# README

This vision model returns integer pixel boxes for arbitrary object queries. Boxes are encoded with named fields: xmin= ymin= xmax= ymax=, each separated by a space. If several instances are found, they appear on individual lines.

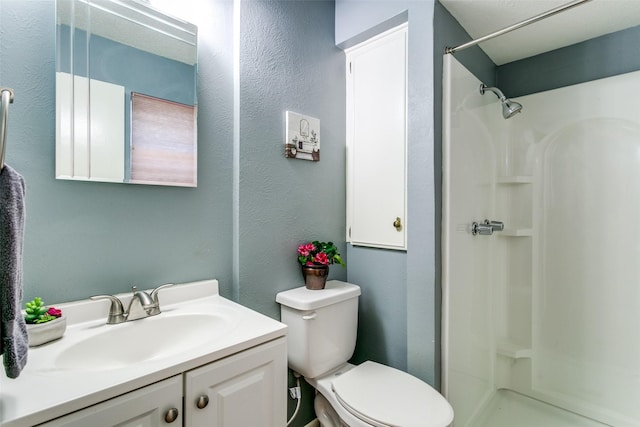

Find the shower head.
xmin=502 ymin=98 xmax=523 ymax=119
xmin=479 ymin=84 xmax=523 ymax=119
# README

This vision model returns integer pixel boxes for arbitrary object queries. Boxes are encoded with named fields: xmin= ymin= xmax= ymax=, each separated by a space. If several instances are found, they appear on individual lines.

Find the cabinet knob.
xmin=196 ymin=394 xmax=210 ymax=409
xmin=393 ymin=217 xmax=402 ymax=231
xmin=164 ymin=408 xmax=179 ymax=423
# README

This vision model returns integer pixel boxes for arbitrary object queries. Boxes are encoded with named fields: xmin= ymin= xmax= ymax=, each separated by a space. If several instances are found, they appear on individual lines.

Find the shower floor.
xmin=470 ymin=389 xmax=607 ymax=427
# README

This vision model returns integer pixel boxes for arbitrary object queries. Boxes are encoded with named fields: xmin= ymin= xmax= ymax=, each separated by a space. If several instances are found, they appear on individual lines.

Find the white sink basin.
xmin=55 ymin=313 xmax=232 ymax=370
xmin=1 ymin=280 xmax=288 ymax=427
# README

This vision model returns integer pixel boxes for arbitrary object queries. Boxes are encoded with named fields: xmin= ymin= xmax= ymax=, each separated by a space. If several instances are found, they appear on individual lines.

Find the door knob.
xmin=196 ymin=394 xmax=209 ymax=409
xmin=164 ymin=408 xmax=179 ymax=423
xmin=393 ymin=217 xmax=402 ymax=231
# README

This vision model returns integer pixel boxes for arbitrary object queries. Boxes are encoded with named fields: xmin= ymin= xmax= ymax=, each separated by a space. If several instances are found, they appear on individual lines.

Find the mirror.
xmin=55 ymin=0 xmax=198 ymax=187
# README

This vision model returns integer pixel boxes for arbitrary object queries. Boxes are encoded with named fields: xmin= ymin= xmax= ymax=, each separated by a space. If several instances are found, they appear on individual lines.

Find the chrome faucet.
xmin=125 ymin=286 xmax=156 ymax=321
xmin=91 ymin=283 xmax=175 ymax=324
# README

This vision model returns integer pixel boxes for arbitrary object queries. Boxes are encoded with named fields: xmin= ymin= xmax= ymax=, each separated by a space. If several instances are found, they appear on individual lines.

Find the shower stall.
xmin=442 ymin=50 xmax=640 ymax=427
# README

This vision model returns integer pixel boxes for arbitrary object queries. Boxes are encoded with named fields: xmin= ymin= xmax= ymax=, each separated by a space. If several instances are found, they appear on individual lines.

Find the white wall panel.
xmin=442 ymin=55 xmax=499 ymax=427
xmin=444 ymin=58 xmax=640 ymax=427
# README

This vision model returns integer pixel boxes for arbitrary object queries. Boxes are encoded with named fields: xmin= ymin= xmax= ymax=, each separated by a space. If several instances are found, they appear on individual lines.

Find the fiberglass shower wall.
xmin=443 ymin=54 xmax=640 ymax=427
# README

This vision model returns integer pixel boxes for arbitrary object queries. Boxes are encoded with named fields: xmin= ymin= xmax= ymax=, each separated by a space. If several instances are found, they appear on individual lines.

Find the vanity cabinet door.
xmin=38 ymin=375 xmax=183 ymax=427
xmin=184 ymin=337 xmax=287 ymax=427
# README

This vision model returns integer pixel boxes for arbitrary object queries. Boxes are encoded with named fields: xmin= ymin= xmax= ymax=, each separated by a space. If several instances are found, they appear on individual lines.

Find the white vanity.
xmin=0 ymin=280 xmax=287 ymax=427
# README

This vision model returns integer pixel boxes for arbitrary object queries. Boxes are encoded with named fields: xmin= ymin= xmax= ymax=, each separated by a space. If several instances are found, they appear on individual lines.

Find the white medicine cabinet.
xmin=346 ymin=24 xmax=408 ymax=251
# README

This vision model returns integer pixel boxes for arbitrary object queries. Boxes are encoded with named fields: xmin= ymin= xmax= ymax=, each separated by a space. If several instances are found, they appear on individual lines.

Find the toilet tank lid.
xmin=276 ymin=280 xmax=361 ymax=310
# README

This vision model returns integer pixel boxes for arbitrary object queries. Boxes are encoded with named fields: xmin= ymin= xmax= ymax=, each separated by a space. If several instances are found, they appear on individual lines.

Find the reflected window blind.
xmin=131 ymin=92 xmax=196 ymax=186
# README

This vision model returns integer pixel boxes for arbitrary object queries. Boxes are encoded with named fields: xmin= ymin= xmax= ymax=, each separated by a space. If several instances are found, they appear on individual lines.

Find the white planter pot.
xmin=27 ymin=317 xmax=67 ymax=347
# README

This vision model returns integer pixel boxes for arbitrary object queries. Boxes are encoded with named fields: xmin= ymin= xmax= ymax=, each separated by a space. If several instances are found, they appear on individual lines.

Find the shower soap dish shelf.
xmin=497 ymin=342 xmax=532 ymax=359
xmin=497 ymin=176 xmax=532 ymax=184
xmin=500 ymin=227 xmax=532 ymax=237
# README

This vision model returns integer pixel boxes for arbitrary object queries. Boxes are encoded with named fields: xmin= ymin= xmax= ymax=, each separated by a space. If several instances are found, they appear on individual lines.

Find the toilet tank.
xmin=276 ymin=280 xmax=361 ymax=379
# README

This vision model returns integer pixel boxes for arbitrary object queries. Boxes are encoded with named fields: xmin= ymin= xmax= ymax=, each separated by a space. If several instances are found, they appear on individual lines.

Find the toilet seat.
xmin=331 ymin=361 xmax=454 ymax=427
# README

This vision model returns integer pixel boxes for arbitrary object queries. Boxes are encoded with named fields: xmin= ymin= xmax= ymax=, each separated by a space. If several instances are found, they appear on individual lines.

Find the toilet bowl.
xmin=308 ymin=362 xmax=453 ymax=427
xmin=276 ymin=281 xmax=454 ymax=427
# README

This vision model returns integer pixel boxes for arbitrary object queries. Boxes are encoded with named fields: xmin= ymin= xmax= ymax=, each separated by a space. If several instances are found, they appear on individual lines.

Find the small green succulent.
xmin=24 ymin=297 xmax=61 ymax=324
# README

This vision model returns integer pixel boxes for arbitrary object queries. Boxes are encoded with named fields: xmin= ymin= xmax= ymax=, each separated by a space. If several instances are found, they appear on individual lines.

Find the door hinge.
xmin=349 ymin=62 xmax=352 ymax=74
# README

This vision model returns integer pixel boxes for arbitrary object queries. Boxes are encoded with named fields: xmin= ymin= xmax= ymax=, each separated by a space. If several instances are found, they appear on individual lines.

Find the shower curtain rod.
xmin=445 ymin=0 xmax=592 ymax=55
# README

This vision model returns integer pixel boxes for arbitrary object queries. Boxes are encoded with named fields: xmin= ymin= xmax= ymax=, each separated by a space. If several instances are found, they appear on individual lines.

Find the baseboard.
xmin=304 ymin=419 xmax=320 ymax=427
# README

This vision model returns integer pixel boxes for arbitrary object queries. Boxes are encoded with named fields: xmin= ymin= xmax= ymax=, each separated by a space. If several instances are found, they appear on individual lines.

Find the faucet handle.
xmin=90 ymin=295 xmax=126 ymax=324
xmin=147 ymin=283 xmax=175 ymax=315
xmin=150 ymin=283 xmax=175 ymax=302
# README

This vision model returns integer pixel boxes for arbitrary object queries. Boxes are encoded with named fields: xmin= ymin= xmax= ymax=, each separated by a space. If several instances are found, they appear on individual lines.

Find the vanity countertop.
xmin=0 ymin=279 xmax=287 ymax=427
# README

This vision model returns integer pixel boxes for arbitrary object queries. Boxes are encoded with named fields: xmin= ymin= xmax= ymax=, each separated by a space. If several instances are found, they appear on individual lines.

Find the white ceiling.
xmin=439 ymin=0 xmax=640 ymax=65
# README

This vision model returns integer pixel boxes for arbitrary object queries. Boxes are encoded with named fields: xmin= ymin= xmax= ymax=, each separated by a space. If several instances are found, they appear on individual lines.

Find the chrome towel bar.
xmin=0 ymin=87 xmax=15 ymax=172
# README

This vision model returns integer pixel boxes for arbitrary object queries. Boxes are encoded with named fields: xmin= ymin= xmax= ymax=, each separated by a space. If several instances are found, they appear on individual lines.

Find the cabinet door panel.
xmin=346 ymin=24 xmax=408 ymax=250
xmin=184 ymin=338 xmax=287 ymax=427
xmin=38 ymin=376 xmax=182 ymax=427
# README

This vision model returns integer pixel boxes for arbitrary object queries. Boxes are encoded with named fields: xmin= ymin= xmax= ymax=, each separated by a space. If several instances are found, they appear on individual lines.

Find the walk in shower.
xmin=441 ymin=5 xmax=640 ymax=427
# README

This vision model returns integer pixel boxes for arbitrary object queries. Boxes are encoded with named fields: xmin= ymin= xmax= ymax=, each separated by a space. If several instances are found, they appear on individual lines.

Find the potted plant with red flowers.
xmin=297 ymin=241 xmax=345 ymax=290
xmin=24 ymin=297 xmax=66 ymax=346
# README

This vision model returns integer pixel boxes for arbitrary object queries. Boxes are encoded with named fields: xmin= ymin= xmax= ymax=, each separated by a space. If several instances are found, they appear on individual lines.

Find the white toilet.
xmin=276 ymin=280 xmax=454 ymax=427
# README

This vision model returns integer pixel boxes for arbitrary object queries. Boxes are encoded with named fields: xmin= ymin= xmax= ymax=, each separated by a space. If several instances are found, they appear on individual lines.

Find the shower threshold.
xmin=470 ymin=389 xmax=608 ymax=427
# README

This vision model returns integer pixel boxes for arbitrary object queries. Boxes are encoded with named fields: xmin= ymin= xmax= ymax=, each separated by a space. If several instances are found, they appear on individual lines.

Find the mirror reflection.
xmin=55 ymin=0 xmax=198 ymax=187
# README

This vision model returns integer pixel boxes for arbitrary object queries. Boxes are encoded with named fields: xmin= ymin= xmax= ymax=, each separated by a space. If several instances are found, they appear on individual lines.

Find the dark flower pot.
xmin=301 ymin=265 xmax=329 ymax=290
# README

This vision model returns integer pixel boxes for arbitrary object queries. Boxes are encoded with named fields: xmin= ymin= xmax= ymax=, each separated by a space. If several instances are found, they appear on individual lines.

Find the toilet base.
xmin=305 ymin=364 xmax=373 ymax=427
xmin=314 ymin=393 xmax=346 ymax=427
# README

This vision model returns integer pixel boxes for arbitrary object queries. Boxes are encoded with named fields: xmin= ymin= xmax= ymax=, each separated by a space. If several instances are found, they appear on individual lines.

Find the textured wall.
xmin=0 ymin=0 xmax=235 ymax=302
xmin=237 ymin=0 xmax=347 ymax=318
xmin=237 ymin=3 xmax=346 ymax=425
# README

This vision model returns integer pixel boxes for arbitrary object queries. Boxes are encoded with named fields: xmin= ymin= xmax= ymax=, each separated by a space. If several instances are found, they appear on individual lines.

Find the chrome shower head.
xmin=479 ymin=84 xmax=523 ymax=119
xmin=502 ymin=98 xmax=523 ymax=119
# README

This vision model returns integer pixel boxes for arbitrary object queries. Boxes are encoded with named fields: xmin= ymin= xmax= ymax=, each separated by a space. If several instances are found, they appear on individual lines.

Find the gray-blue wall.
xmin=15 ymin=2 xmax=634 ymax=426
xmin=1 ymin=0 xmax=346 ymax=312
xmin=237 ymin=4 xmax=346 ymax=423
xmin=0 ymin=0 xmax=234 ymax=302
xmin=335 ymin=0 xmax=437 ymax=386
xmin=237 ymin=0 xmax=347 ymax=319
xmin=497 ymin=24 xmax=640 ymax=97
xmin=2 ymin=1 xmax=343 ymax=426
